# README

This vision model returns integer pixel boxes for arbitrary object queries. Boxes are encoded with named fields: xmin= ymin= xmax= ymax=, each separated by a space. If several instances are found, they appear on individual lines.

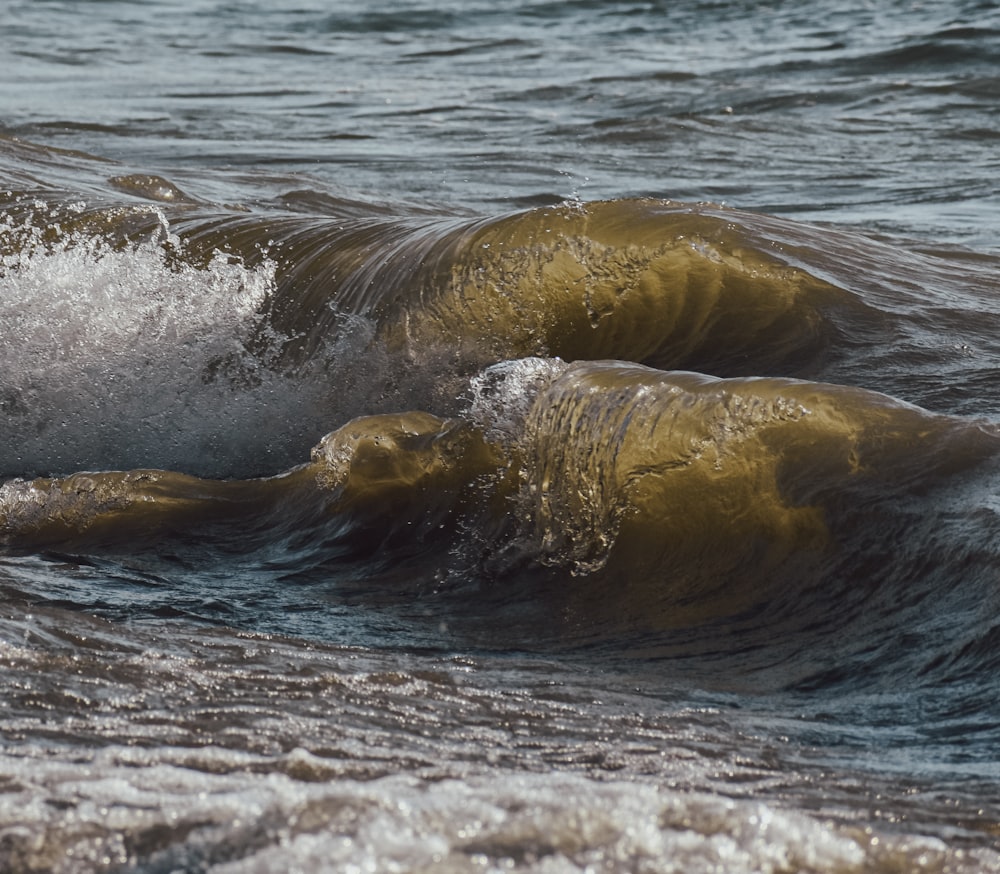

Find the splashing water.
xmin=0 ymin=205 xmax=385 ymax=478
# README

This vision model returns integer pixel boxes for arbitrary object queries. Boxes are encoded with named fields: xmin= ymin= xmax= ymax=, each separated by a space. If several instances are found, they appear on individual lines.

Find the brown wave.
xmin=190 ymin=198 xmax=858 ymax=379
xmin=3 ymin=362 xmax=994 ymax=630
xmin=0 ymin=182 xmax=851 ymax=379
xmin=5 ymin=136 xmax=1000 ymax=424
xmin=0 ymin=412 xmax=498 ymax=553
xmin=501 ymin=361 xmax=999 ymax=630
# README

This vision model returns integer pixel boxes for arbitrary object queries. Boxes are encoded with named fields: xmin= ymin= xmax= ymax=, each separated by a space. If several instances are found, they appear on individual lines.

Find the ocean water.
xmin=2 ymin=0 xmax=1000 ymax=871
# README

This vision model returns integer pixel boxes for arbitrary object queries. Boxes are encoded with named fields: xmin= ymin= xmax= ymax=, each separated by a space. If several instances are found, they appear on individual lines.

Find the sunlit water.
xmin=1 ymin=1 xmax=1000 ymax=871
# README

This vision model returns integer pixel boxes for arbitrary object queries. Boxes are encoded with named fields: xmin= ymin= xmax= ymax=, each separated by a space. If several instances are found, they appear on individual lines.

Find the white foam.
xmin=0 ymin=208 xmax=380 ymax=477
xmin=0 ymin=607 xmax=993 ymax=874
xmin=466 ymin=357 xmax=567 ymax=442
xmin=0 ymin=746 xmax=989 ymax=874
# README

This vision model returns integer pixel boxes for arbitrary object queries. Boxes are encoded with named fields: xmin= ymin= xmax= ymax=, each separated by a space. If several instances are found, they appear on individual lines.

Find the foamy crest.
xmin=466 ymin=357 xmax=568 ymax=442
xmin=0 ymin=746 xmax=989 ymax=874
xmin=0 ymin=209 xmax=379 ymax=477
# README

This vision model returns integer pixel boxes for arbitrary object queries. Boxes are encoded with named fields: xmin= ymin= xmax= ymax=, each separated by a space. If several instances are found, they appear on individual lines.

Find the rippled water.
xmin=6 ymin=0 xmax=1000 ymax=244
xmin=2 ymin=1 xmax=1000 ymax=872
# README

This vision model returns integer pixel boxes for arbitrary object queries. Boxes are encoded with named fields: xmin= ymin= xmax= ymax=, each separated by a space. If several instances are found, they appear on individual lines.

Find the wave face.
xmin=2 ymin=0 xmax=1000 ymax=867
xmin=5 ymin=174 xmax=1000 ymax=476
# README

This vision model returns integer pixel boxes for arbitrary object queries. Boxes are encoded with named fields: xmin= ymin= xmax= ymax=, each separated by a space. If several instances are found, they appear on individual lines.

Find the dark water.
xmin=2 ymin=1 xmax=1000 ymax=871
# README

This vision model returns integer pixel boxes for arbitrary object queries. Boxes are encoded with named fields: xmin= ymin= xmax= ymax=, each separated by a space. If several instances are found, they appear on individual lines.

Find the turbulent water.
xmin=2 ymin=1 xmax=1000 ymax=871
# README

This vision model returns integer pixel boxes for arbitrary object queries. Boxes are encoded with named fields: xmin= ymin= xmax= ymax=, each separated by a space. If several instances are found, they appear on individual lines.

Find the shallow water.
xmin=2 ymin=1 xmax=1000 ymax=871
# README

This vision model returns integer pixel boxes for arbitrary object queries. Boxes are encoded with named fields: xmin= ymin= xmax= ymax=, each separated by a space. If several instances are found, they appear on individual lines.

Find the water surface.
xmin=1 ymin=1 xmax=1000 ymax=871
